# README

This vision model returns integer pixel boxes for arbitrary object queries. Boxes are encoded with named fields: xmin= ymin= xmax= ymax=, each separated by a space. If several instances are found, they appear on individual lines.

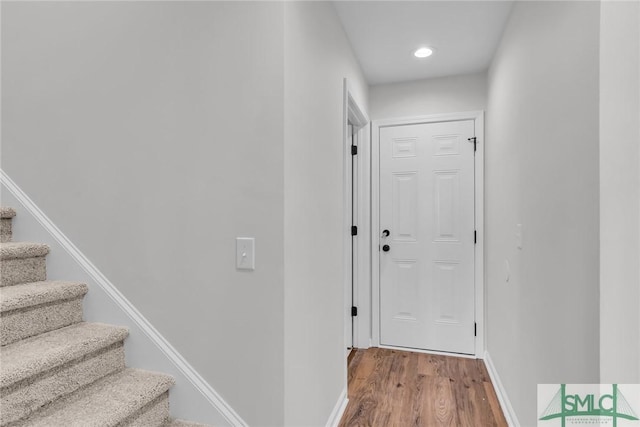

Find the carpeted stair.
xmin=0 ymin=207 xmax=209 ymax=427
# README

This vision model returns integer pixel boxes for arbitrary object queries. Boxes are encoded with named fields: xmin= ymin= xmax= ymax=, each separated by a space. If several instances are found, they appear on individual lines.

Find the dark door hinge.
xmin=474 ymin=322 xmax=477 ymax=337
xmin=351 ymin=306 xmax=358 ymax=317
xmin=351 ymin=145 xmax=358 ymax=155
xmin=468 ymin=137 xmax=477 ymax=152
xmin=351 ymin=226 xmax=358 ymax=236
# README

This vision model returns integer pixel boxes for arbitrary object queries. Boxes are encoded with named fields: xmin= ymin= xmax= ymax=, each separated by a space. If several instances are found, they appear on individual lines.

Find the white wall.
xmin=2 ymin=1 xmax=370 ymax=425
xmin=599 ymin=0 xmax=640 ymax=384
xmin=486 ymin=2 xmax=600 ymax=425
xmin=283 ymin=2 xmax=368 ymax=425
xmin=1 ymin=2 xmax=285 ymax=425
xmin=369 ymin=72 xmax=487 ymax=120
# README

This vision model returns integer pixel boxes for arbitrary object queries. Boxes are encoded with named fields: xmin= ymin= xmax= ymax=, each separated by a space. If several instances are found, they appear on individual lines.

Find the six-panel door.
xmin=379 ymin=120 xmax=475 ymax=355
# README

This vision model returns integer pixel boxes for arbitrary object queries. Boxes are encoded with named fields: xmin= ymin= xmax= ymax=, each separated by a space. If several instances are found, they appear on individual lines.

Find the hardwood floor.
xmin=338 ymin=348 xmax=507 ymax=427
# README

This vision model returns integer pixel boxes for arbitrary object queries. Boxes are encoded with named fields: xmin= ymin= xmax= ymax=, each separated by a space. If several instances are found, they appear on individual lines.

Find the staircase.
xmin=0 ymin=207 xmax=208 ymax=427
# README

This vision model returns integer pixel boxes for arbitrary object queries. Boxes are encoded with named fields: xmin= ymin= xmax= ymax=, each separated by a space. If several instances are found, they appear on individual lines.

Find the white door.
xmin=379 ymin=120 xmax=475 ymax=354
xmin=346 ymin=124 xmax=354 ymax=353
xmin=349 ymin=125 xmax=357 ymax=350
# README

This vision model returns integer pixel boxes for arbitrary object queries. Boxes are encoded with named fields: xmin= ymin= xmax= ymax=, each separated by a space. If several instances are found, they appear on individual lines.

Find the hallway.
xmin=1 ymin=1 xmax=638 ymax=425
xmin=339 ymin=348 xmax=507 ymax=426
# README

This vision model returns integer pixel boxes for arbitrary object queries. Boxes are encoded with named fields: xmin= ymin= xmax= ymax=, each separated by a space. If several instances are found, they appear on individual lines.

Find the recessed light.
xmin=414 ymin=47 xmax=434 ymax=58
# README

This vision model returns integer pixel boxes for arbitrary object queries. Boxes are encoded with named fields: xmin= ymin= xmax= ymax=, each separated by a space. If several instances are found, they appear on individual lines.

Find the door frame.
xmin=343 ymin=79 xmax=370 ymax=356
xmin=371 ymin=111 xmax=485 ymax=358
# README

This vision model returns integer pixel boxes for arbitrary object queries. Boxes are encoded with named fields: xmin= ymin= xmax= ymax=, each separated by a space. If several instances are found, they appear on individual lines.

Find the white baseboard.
xmin=1 ymin=170 xmax=247 ymax=427
xmin=326 ymin=387 xmax=348 ymax=427
xmin=484 ymin=351 xmax=520 ymax=427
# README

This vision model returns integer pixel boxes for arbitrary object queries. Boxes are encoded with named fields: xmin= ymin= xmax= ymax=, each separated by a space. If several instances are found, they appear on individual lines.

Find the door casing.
xmin=371 ymin=111 xmax=485 ymax=358
xmin=343 ymin=79 xmax=369 ymax=357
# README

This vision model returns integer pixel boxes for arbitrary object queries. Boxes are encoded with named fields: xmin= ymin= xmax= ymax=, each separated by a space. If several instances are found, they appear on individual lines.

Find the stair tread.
xmin=0 ymin=322 xmax=128 ymax=388
xmin=13 ymin=368 xmax=175 ymax=427
xmin=0 ymin=280 xmax=88 ymax=312
xmin=0 ymin=207 xmax=16 ymax=218
xmin=0 ymin=242 xmax=49 ymax=260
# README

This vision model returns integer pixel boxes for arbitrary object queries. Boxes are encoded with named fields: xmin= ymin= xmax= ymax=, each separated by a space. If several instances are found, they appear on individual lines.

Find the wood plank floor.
xmin=338 ymin=348 xmax=508 ymax=427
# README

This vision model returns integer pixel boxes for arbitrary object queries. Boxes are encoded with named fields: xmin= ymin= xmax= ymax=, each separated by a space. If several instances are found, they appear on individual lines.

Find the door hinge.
xmin=474 ymin=322 xmax=477 ymax=337
xmin=351 ymin=145 xmax=358 ymax=155
xmin=351 ymin=306 xmax=358 ymax=317
xmin=474 ymin=230 xmax=477 ymax=244
xmin=351 ymin=226 xmax=358 ymax=236
xmin=468 ymin=137 xmax=477 ymax=152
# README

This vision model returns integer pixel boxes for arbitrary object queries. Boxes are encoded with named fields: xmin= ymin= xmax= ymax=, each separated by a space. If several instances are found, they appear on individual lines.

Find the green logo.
xmin=539 ymin=384 xmax=639 ymax=427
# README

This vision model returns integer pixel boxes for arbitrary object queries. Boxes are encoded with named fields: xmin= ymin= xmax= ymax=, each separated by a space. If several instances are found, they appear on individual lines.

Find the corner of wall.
xmin=484 ymin=351 xmax=520 ymax=427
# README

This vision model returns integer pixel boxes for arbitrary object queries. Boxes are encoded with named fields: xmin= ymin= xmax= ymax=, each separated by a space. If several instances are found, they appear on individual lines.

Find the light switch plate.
xmin=236 ymin=237 xmax=255 ymax=270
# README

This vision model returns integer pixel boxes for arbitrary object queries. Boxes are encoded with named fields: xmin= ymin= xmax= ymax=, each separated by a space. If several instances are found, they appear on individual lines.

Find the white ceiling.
xmin=333 ymin=1 xmax=513 ymax=85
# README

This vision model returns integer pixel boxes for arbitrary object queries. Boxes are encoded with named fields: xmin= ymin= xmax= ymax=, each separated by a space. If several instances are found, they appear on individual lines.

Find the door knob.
xmin=382 ymin=229 xmax=390 ymax=238
xmin=382 ymin=244 xmax=390 ymax=252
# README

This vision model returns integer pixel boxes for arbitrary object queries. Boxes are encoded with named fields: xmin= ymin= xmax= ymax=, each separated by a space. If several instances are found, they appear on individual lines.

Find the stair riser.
xmin=1 ymin=219 xmax=12 ymax=243
xmin=0 ymin=343 xmax=125 ymax=426
xmin=0 ymin=257 xmax=46 ymax=287
xmin=121 ymin=392 xmax=171 ymax=427
xmin=1 ymin=298 xmax=84 ymax=346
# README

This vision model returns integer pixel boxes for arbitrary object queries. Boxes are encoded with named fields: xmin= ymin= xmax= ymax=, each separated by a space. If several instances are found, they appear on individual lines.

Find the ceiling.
xmin=333 ymin=1 xmax=514 ymax=85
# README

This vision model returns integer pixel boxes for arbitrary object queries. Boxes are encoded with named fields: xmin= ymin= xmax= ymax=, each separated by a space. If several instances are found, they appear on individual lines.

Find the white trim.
xmin=379 ymin=345 xmax=479 ymax=359
xmin=343 ymin=81 xmax=351 ymax=356
xmin=348 ymin=92 xmax=368 ymax=128
xmin=343 ymin=78 xmax=370 ymax=358
xmin=325 ymin=387 xmax=349 ymax=427
xmin=354 ymin=124 xmax=372 ymax=349
xmin=0 ymin=169 xmax=248 ymax=427
xmin=371 ymin=111 xmax=485 ymax=357
xmin=372 ymin=111 xmax=483 ymax=128
xmin=371 ymin=120 xmax=381 ymax=348
xmin=474 ymin=112 xmax=485 ymax=357
xmin=484 ymin=351 xmax=520 ymax=427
